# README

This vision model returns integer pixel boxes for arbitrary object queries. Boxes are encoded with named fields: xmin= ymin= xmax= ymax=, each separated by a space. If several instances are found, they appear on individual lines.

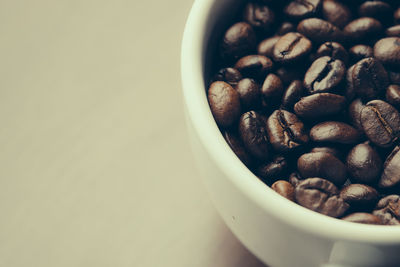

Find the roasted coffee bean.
xmin=261 ymin=74 xmax=284 ymax=109
xmin=297 ymin=18 xmax=343 ymax=44
xmin=281 ymin=80 xmax=304 ymax=111
xmin=345 ymin=64 xmax=357 ymax=101
xmin=266 ymin=109 xmax=309 ymax=153
xmin=351 ymin=57 xmax=389 ymax=100
xmin=311 ymin=147 xmax=341 ymax=159
xmin=295 ymin=177 xmax=349 ymax=217
xmin=304 ymin=56 xmax=346 ymax=94
xmin=310 ymin=121 xmax=360 ymax=144
xmin=373 ymin=195 xmax=400 ymax=225
xmin=386 ymin=85 xmax=400 ymax=109
xmin=374 ymin=37 xmax=400 ymax=68
xmin=346 ymin=143 xmax=382 ymax=184
xmin=273 ymin=32 xmax=313 ymax=64
xmin=272 ymin=180 xmax=295 ymax=201
xmin=284 ymin=0 xmax=321 ymax=21
xmin=379 ymin=146 xmax=400 ymax=188
xmin=208 ymin=81 xmax=241 ymax=127
xmin=224 ymin=131 xmax=252 ymax=166
xmin=322 ymin=0 xmax=351 ymax=29
xmin=340 ymin=184 xmax=379 ymax=209
xmin=276 ymin=22 xmax=296 ymax=36
xmin=315 ymin=42 xmax=348 ymax=64
xmin=389 ymin=71 xmax=400 ymax=85
xmin=243 ymin=2 xmax=275 ymax=32
xmin=348 ymin=45 xmax=373 ymax=64
xmin=257 ymin=36 xmax=280 ymax=58
xmin=358 ymin=1 xmax=392 ymax=25
xmin=257 ymin=156 xmax=288 ymax=183
xmin=236 ymin=78 xmax=261 ymax=110
xmin=297 ymin=152 xmax=347 ymax=185
xmin=348 ymin=98 xmax=365 ymax=131
xmin=276 ymin=67 xmax=304 ymax=86
xmin=239 ymin=111 xmax=270 ymax=161
xmin=342 ymin=213 xmax=382 ymax=225
xmin=220 ymin=22 xmax=257 ymax=61
xmin=343 ymin=17 xmax=382 ymax=44
xmin=386 ymin=25 xmax=400 ymax=38
xmin=289 ymin=172 xmax=303 ymax=187
xmin=361 ymin=100 xmax=400 ymax=148
xmin=294 ymin=93 xmax=346 ymax=119
xmin=213 ymin=68 xmax=242 ymax=86
xmin=235 ymin=55 xmax=274 ymax=81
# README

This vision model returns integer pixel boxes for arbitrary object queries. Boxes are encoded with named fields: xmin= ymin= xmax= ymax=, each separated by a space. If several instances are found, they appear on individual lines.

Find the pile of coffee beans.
xmin=207 ymin=0 xmax=400 ymax=225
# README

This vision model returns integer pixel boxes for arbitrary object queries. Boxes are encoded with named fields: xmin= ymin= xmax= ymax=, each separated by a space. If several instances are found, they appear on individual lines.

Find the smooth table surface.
xmin=0 ymin=1 xmax=267 ymax=266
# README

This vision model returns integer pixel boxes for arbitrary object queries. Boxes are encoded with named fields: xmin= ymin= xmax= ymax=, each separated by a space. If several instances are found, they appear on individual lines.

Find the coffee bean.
xmin=276 ymin=22 xmax=296 ymax=36
xmin=276 ymin=67 xmax=304 ymax=86
xmin=343 ymin=17 xmax=382 ymax=44
xmin=311 ymin=146 xmax=341 ymax=158
xmin=236 ymin=78 xmax=261 ymax=110
xmin=348 ymin=45 xmax=373 ymax=64
xmin=315 ymin=42 xmax=348 ymax=64
xmin=304 ymin=56 xmax=346 ymax=94
xmin=284 ymin=0 xmax=321 ymax=21
xmin=389 ymin=71 xmax=400 ymax=85
xmin=297 ymin=152 xmax=347 ymax=185
xmin=361 ymin=100 xmax=400 ymax=148
xmin=235 ymin=55 xmax=274 ymax=81
xmin=266 ymin=109 xmax=309 ymax=153
xmin=374 ymin=37 xmax=400 ymax=68
xmin=386 ymin=25 xmax=400 ymax=38
xmin=358 ymin=1 xmax=392 ymax=25
xmin=295 ymin=177 xmax=349 ymax=217
xmin=348 ymin=98 xmax=365 ymax=131
xmin=239 ymin=111 xmax=270 ymax=161
xmin=272 ymin=180 xmax=295 ymax=201
xmin=297 ymin=18 xmax=343 ymax=44
xmin=221 ymin=22 xmax=257 ymax=61
xmin=342 ymin=212 xmax=382 ymax=224
xmin=294 ymin=93 xmax=346 ymax=119
xmin=273 ymin=32 xmax=313 ymax=64
xmin=340 ymin=184 xmax=379 ymax=209
xmin=386 ymin=85 xmax=400 ymax=109
xmin=261 ymin=74 xmax=284 ymax=109
xmin=281 ymin=80 xmax=304 ymax=111
xmin=258 ymin=36 xmax=280 ymax=58
xmin=345 ymin=64 xmax=357 ymax=101
xmin=310 ymin=121 xmax=360 ymax=144
xmin=223 ymin=131 xmax=252 ymax=166
xmin=289 ymin=172 xmax=303 ymax=187
xmin=322 ymin=0 xmax=352 ymax=29
xmin=373 ymin=195 xmax=400 ymax=225
xmin=346 ymin=143 xmax=382 ymax=184
xmin=208 ymin=81 xmax=241 ymax=127
xmin=257 ymin=156 xmax=288 ymax=183
xmin=243 ymin=2 xmax=275 ymax=33
xmin=212 ymin=68 xmax=242 ymax=86
xmin=379 ymin=146 xmax=400 ymax=188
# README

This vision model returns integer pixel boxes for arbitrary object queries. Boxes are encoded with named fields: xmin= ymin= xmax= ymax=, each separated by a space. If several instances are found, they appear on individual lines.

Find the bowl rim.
xmin=181 ymin=0 xmax=400 ymax=244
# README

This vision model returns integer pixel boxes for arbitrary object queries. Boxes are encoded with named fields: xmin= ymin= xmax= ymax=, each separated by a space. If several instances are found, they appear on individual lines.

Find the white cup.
xmin=181 ymin=1 xmax=400 ymax=266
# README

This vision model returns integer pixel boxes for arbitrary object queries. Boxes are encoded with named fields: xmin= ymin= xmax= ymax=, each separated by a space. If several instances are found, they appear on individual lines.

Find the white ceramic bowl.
xmin=181 ymin=1 xmax=400 ymax=266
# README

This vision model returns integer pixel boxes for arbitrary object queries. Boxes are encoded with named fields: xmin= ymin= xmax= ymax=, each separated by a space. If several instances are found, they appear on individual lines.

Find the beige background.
xmin=0 ymin=1 xmax=267 ymax=266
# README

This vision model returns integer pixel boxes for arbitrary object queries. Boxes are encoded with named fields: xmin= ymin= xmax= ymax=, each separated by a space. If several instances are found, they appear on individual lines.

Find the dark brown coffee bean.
xmin=297 ymin=152 xmax=347 ymax=186
xmin=348 ymin=98 xmax=365 ymax=131
xmin=284 ymin=0 xmax=321 ymax=21
xmin=379 ymin=146 xmax=400 ymax=188
xmin=389 ymin=71 xmax=400 ymax=85
xmin=322 ymin=0 xmax=352 ymax=29
xmin=361 ymin=100 xmax=400 ymax=148
xmin=295 ymin=177 xmax=349 ymax=217
xmin=276 ymin=67 xmax=304 ymax=86
xmin=351 ymin=57 xmax=389 ymax=100
xmin=272 ymin=180 xmax=295 ymax=201
xmin=239 ymin=111 xmax=270 ymax=161
xmin=304 ymin=56 xmax=346 ymax=94
xmin=342 ymin=213 xmax=382 ymax=225
xmin=311 ymin=147 xmax=341 ymax=158
xmin=346 ymin=143 xmax=382 ymax=184
xmin=208 ymin=81 xmax=241 ymax=127
xmin=235 ymin=55 xmax=274 ymax=81
xmin=276 ymin=22 xmax=296 ymax=36
xmin=212 ymin=68 xmax=242 ymax=87
xmin=373 ymin=195 xmax=400 ymax=225
xmin=266 ymin=109 xmax=309 ymax=153
xmin=386 ymin=25 xmax=400 ymax=38
xmin=257 ymin=156 xmax=288 ymax=183
xmin=315 ymin=42 xmax=348 ymax=64
xmin=386 ymin=85 xmax=400 ymax=109
xmin=236 ymin=78 xmax=261 ymax=110
xmin=294 ymin=93 xmax=346 ymax=119
xmin=395 ymin=8 xmax=400 ymax=25
xmin=273 ymin=32 xmax=313 ymax=64
xmin=281 ymin=80 xmax=304 ymax=111
xmin=289 ymin=172 xmax=303 ymax=187
xmin=358 ymin=1 xmax=392 ymax=25
xmin=343 ymin=17 xmax=382 ymax=44
xmin=310 ymin=121 xmax=360 ymax=144
xmin=221 ymin=22 xmax=257 ymax=61
xmin=257 ymin=36 xmax=280 ymax=58
xmin=374 ymin=37 xmax=400 ymax=68
xmin=340 ymin=184 xmax=379 ymax=209
xmin=297 ymin=18 xmax=343 ymax=44
xmin=345 ymin=64 xmax=357 ymax=101
xmin=243 ymin=2 xmax=275 ymax=32
xmin=261 ymin=74 xmax=284 ymax=109
xmin=223 ymin=131 xmax=252 ymax=166
xmin=348 ymin=45 xmax=373 ymax=64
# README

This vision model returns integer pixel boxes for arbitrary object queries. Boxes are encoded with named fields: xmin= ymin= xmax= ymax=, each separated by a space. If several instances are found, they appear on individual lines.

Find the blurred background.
xmin=0 ymin=1 xmax=266 ymax=266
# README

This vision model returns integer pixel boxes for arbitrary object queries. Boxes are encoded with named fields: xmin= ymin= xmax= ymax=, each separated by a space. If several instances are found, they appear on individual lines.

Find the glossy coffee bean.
xmin=389 ymin=71 xmax=400 ymax=85
xmin=223 ymin=131 xmax=252 ymax=166
xmin=386 ymin=85 xmax=400 ymax=109
xmin=361 ymin=100 xmax=400 ymax=148
xmin=294 ymin=93 xmax=346 ymax=119
xmin=272 ymin=180 xmax=295 ymax=201
xmin=386 ymin=25 xmax=400 ymax=38
xmin=295 ymin=177 xmax=349 ymax=217
xmin=340 ymin=184 xmax=379 ymax=209
xmin=310 ymin=121 xmax=360 ymax=145
xmin=235 ymin=55 xmax=274 ymax=81
xmin=236 ymin=78 xmax=261 ymax=110
xmin=342 ymin=213 xmax=382 ymax=225
xmin=275 ymin=67 xmax=304 ymax=86
xmin=276 ymin=22 xmax=296 ymax=36
xmin=266 ymin=109 xmax=309 ymax=153
xmin=373 ymin=195 xmax=400 ymax=225
xmin=348 ymin=98 xmax=365 ymax=131
xmin=273 ymin=32 xmax=313 ymax=64
xmin=322 ymin=0 xmax=352 ymax=29
xmin=380 ymin=146 xmax=400 ymax=188
xmin=297 ymin=18 xmax=343 ymax=44
xmin=257 ymin=156 xmax=288 ymax=183
xmin=348 ymin=45 xmax=373 ymax=64
xmin=311 ymin=147 xmax=341 ymax=159
xmin=208 ymin=81 xmax=241 ymax=127
xmin=281 ymin=80 xmax=304 ymax=111
xmin=257 ymin=36 xmax=280 ymax=58
xmin=289 ymin=172 xmax=303 ymax=187
xmin=315 ymin=42 xmax=348 ymax=64
xmin=345 ymin=64 xmax=357 ymax=101
xmin=297 ymin=152 xmax=347 ymax=186
xmin=212 ymin=68 xmax=242 ymax=87
xmin=304 ymin=56 xmax=345 ymax=94
xmin=374 ymin=37 xmax=400 ymax=68
xmin=243 ymin=2 xmax=275 ymax=32
xmin=343 ymin=17 xmax=382 ymax=44
xmin=261 ymin=74 xmax=284 ymax=108
xmin=220 ymin=22 xmax=257 ymax=61
xmin=239 ymin=111 xmax=270 ymax=161
xmin=284 ymin=0 xmax=321 ymax=21
xmin=346 ymin=143 xmax=382 ymax=184
xmin=358 ymin=1 xmax=392 ymax=25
